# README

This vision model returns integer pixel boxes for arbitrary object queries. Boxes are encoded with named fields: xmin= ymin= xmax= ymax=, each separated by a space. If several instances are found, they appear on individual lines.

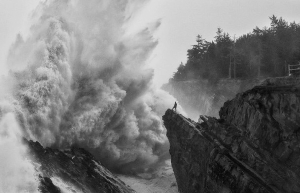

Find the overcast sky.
xmin=1 ymin=0 xmax=300 ymax=86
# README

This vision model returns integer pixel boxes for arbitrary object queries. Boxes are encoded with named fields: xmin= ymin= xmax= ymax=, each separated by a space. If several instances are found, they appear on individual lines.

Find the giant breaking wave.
xmin=3 ymin=0 xmax=179 ymax=174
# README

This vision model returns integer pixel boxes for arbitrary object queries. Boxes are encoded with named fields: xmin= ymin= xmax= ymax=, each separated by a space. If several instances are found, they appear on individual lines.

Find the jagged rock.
xmin=38 ymin=176 xmax=61 ymax=193
xmin=163 ymin=77 xmax=300 ymax=193
xmin=24 ymin=139 xmax=135 ymax=193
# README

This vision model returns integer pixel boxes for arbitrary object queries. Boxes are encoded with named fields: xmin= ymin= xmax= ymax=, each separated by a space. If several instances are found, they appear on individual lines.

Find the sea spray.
xmin=0 ymin=113 xmax=39 ymax=193
xmin=6 ymin=0 xmax=184 ymax=174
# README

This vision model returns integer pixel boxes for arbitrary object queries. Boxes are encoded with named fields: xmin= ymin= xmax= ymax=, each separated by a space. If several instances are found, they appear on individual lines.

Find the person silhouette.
xmin=172 ymin=101 xmax=177 ymax=112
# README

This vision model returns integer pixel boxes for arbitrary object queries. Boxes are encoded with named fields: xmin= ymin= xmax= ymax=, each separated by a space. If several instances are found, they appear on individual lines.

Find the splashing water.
xmin=5 ymin=0 xmax=182 ymax=175
xmin=0 ymin=112 xmax=39 ymax=193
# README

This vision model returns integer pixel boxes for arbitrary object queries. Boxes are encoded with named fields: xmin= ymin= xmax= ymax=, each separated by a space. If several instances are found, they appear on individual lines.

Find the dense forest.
xmin=171 ymin=16 xmax=300 ymax=83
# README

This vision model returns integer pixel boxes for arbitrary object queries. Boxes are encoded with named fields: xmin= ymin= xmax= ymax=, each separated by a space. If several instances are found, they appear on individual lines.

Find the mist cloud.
xmin=5 ymin=0 xmax=181 ymax=174
xmin=0 ymin=113 xmax=38 ymax=193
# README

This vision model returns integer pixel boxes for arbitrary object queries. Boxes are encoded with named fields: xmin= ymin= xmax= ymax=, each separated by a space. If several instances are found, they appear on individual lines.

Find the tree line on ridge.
xmin=171 ymin=15 xmax=300 ymax=83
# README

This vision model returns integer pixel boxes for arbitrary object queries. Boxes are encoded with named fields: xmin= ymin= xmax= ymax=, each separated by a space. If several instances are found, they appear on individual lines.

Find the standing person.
xmin=172 ymin=101 xmax=177 ymax=112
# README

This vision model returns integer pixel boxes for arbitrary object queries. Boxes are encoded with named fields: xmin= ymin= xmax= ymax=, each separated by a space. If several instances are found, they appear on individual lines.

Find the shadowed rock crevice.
xmin=163 ymin=77 xmax=300 ymax=193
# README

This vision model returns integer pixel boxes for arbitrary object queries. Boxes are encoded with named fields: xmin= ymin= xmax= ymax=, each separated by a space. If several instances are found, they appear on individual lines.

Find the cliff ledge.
xmin=163 ymin=77 xmax=300 ymax=193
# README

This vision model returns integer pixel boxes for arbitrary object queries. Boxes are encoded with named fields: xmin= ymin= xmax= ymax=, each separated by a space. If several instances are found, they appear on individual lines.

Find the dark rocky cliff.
xmin=163 ymin=77 xmax=300 ymax=193
xmin=24 ymin=139 xmax=135 ymax=193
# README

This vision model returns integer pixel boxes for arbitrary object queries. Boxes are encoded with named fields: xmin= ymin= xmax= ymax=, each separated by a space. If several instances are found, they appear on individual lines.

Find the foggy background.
xmin=1 ymin=0 xmax=300 ymax=85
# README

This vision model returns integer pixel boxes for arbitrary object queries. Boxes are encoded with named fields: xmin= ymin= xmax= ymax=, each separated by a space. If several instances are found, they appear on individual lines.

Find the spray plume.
xmin=0 ymin=112 xmax=39 ymax=192
xmin=5 ymin=0 xmax=182 ymax=175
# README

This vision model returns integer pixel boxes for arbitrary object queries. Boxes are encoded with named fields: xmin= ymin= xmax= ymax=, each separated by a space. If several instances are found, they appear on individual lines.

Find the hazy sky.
xmin=0 ymin=0 xmax=39 ymax=75
xmin=1 ymin=0 xmax=300 ymax=86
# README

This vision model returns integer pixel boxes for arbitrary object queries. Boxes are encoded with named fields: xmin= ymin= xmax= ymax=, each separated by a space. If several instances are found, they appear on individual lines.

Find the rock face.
xmin=24 ymin=140 xmax=135 ymax=193
xmin=163 ymin=77 xmax=300 ymax=193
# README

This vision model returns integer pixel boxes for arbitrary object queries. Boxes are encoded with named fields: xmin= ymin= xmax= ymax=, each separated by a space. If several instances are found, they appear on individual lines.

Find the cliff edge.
xmin=163 ymin=77 xmax=300 ymax=193
xmin=162 ymin=78 xmax=263 ymax=119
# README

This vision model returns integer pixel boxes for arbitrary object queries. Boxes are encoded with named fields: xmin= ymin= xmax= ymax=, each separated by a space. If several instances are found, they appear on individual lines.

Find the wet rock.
xmin=24 ymin=139 xmax=135 ymax=193
xmin=38 ymin=176 xmax=61 ymax=193
xmin=163 ymin=77 xmax=300 ymax=193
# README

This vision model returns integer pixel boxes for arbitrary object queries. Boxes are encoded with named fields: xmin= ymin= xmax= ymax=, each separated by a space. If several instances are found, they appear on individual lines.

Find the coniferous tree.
xmin=170 ymin=16 xmax=300 ymax=83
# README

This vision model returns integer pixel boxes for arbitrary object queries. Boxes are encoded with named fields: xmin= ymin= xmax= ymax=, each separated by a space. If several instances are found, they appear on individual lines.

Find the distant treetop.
xmin=170 ymin=16 xmax=300 ymax=83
